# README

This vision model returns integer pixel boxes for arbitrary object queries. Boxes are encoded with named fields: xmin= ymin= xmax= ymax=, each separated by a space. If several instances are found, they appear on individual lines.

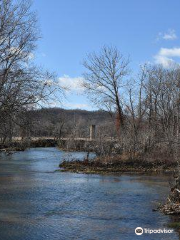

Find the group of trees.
xmin=0 ymin=0 xmax=58 ymax=145
xmin=82 ymin=46 xmax=180 ymax=161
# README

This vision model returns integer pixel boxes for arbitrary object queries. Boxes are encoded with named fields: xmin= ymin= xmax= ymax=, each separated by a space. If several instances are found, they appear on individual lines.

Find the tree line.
xmin=1 ymin=0 xmax=180 ymax=164
xmin=82 ymin=46 xmax=180 ymax=161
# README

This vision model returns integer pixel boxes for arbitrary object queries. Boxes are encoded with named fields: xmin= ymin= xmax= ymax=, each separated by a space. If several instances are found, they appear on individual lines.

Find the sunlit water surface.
xmin=0 ymin=147 xmax=179 ymax=240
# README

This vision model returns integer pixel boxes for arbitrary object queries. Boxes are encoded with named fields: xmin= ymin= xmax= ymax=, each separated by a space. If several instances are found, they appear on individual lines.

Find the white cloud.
xmin=63 ymin=102 xmax=91 ymax=110
xmin=159 ymin=48 xmax=180 ymax=57
xmin=48 ymin=101 xmax=61 ymax=108
xmin=163 ymin=29 xmax=177 ymax=40
xmin=157 ymin=29 xmax=177 ymax=41
xmin=154 ymin=55 xmax=175 ymax=68
xmin=58 ymin=75 xmax=84 ymax=93
xmin=154 ymin=47 xmax=180 ymax=68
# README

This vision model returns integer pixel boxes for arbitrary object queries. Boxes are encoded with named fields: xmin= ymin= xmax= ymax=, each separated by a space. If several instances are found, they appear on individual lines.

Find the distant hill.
xmin=28 ymin=108 xmax=115 ymax=138
xmin=33 ymin=107 xmax=113 ymax=123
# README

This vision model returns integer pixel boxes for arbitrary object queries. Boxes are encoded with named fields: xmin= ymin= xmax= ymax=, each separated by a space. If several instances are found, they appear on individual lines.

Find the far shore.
xmin=0 ymin=137 xmax=97 ymax=152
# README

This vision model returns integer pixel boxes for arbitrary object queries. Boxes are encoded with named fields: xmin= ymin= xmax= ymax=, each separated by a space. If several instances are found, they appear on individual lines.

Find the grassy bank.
xmin=59 ymin=155 xmax=176 ymax=174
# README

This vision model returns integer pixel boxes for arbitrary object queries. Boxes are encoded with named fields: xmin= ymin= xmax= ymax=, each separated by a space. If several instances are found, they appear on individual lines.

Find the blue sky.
xmin=32 ymin=0 xmax=180 ymax=110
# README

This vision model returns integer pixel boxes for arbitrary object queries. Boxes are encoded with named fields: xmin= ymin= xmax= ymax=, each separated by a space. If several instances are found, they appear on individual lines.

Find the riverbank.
xmin=59 ymin=156 xmax=177 ymax=174
xmin=159 ymin=188 xmax=180 ymax=215
xmin=0 ymin=138 xmax=96 ymax=152
xmin=0 ymin=138 xmax=58 ymax=151
xmin=0 ymin=142 xmax=28 ymax=152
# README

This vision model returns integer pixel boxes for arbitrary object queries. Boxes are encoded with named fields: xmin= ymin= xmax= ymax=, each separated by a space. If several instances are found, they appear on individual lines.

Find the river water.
xmin=0 ymin=147 xmax=179 ymax=240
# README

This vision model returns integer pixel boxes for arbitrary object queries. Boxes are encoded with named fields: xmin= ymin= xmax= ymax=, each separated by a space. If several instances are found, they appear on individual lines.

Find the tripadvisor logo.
xmin=135 ymin=227 xmax=143 ymax=235
xmin=135 ymin=227 xmax=174 ymax=235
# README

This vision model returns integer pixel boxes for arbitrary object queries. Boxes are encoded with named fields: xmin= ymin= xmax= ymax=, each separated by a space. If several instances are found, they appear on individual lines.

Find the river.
xmin=0 ymin=147 xmax=179 ymax=240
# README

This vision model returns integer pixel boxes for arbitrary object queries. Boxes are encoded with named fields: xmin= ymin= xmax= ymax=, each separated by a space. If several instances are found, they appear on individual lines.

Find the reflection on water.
xmin=0 ymin=147 xmax=179 ymax=240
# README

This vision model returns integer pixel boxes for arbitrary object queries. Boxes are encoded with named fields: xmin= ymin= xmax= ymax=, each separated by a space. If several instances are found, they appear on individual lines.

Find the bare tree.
xmin=82 ymin=46 xmax=130 ymax=134
xmin=0 ymin=0 xmax=61 ymax=145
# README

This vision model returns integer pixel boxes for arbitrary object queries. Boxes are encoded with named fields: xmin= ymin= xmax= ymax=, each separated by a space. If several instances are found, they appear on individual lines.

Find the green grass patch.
xmin=168 ymin=222 xmax=180 ymax=229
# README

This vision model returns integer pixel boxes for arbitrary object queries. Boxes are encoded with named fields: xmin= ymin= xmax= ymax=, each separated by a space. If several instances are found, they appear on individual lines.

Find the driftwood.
xmin=159 ymin=170 xmax=180 ymax=215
